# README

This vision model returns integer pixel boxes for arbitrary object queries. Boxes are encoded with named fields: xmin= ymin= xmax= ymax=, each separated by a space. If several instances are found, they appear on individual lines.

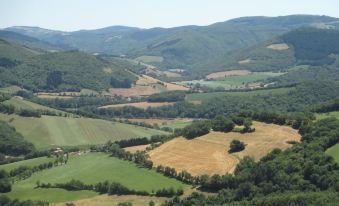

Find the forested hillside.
xmin=5 ymin=15 xmax=338 ymax=75
xmin=0 ymin=40 xmax=141 ymax=91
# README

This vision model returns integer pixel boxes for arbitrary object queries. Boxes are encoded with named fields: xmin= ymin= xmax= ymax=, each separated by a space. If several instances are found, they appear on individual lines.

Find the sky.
xmin=1 ymin=0 xmax=338 ymax=31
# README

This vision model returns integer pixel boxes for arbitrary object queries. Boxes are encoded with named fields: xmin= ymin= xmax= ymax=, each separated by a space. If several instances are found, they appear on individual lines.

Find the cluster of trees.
xmin=147 ymin=91 xmax=186 ymax=102
xmin=163 ymin=118 xmax=339 ymax=205
xmin=0 ymin=102 xmax=66 ymax=118
xmin=156 ymin=165 xmax=197 ymax=184
xmin=98 ymin=142 xmax=153 ymax=169
xmin=180 ymin=116 xmax=254 ymax=139
xmin=0 ymin=170 xmax=11 ymax=193
xmin=0 ymin=121 xmax=35 ymax=156
xmin=0 ymin=195 xmax=48 ymax=206
xmin=313 ymin=98 xmax=339 ymax=113
xmin=9 ymin=161 xmax=54 ymax=181
xmin=282 ymin=28 xmax=339 ymax=65
xmin=228 ymin=140 xmax=246 ymax=153
xmin=181 ymin=120 xmax=211 ymax=139
xmin=39 ymin=179 xmax=183 ymax=197
xmin=2 ymin=51 xmax=140 ymax=91
xmin=111 ymin=134 xmax=177 ymax=149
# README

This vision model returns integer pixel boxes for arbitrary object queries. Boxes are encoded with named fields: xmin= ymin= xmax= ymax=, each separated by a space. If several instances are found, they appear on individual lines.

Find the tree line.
xmin=38 ymin=179 xmax=183 ymax=198
xmin=161 ymin=117 xmax=339 ymax=205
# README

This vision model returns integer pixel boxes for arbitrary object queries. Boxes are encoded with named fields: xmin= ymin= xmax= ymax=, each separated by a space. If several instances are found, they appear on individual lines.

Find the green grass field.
xmin=326 ymin=143 xmax=339 ymax=163
xmin=0 ymin=86 xmax=23 ymax=94
xmin=315 ymin=111 xmax=339 ymax=120
xmin=178 ymin=72 xmax=282 ymax=89
xmin=185 ymin=87 xmax=293 ymax=103
xmin=160 ymin=121 xmax=192 ymax=129
xmin=0 ymin=114 xmax=168 ymax=148
xmin=7 ymin=153 xmax=187 ymax=203
xmin=3 ymin=96 xmax=66 ymax=114
xmin=0 ymin=157 xmax=53 ymax=172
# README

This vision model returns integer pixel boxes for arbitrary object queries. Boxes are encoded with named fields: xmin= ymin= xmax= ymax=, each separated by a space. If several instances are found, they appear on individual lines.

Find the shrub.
xmin=229 ymin=140 xmax=246 ymax=153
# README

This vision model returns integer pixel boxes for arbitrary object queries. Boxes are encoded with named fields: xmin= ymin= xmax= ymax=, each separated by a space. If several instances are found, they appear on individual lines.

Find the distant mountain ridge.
xmin=4 ymin=15 xmax=339 ymax=75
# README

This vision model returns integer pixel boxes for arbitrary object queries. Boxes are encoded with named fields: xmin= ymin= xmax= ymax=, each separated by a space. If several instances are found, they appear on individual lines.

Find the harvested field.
xmin=164 ymin=82 xmax=189 ymax=91
xmin=105 ymin=85 xmax=160 ymax=97
xmin=266 ymin=43 xmax=289 ymax=50
xmin=124 ymin=144 xmax=151 ymax=153
xmin=206 ymin=70 xmax=251 ymax=79
xmin=107 ymin=74 xmax=188 ymax=97
xmin=149 ymin=121 xmax=301 ymax=176
xmin=99 ymin=102 xmax=175 ymax=109
xmin=54 ymin=195 xmax=168 ymax=206
xmin=127 ymin=118 xmax=193 ymax=126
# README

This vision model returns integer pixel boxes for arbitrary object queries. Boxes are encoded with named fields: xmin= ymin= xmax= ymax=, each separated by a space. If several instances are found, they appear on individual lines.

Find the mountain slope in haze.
xmin=0 ymin=30 xmax=63 ymax=51
xmin=6 ymin=15 xmax=339 ymax=75
xmin=211 ymin=28 xmax=339 ymax=73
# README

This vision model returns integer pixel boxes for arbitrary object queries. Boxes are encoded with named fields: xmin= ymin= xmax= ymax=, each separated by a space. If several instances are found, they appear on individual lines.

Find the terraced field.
xmin=0 ymin=113 xmax=167 ymax=148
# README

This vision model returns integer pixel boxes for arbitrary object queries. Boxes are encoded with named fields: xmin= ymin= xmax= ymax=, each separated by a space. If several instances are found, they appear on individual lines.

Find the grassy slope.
xmin=0 ymin=86 xmax=23 ymax=94
xmin=7 ymin=153 xmax=187 ymax=203
xmin=3 ymin=96 xmax=65 ymax=114
xmin=0 ymin=157 xmax=53 ymax=172
xmin=0 ymin=114 xmax=167 ymax=148
xmin=186 ymin=87 xmax=292 ymax=103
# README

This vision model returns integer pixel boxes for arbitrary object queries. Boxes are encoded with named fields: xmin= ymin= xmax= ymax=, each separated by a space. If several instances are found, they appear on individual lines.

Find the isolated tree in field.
xmin=212 ymin=116 xmax=235 ymax=132
xmin=242 ymin=118 xmax=255 ymax=133
xmin=229 ymin=139 xmax=246 ymax=153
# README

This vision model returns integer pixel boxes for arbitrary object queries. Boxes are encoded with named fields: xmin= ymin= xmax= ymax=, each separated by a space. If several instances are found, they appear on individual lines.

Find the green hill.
xmin=0 ymin=113 xmax=167 ymax=148
xmin=211 ymin=28 xmax=339 ymax=73
xmin=6 ymin=15 xmax=338 ymax=76
xmin=0 ymin=30 xmax=62 ymax=51
xmin=0 ymin=48 xmax=139 ymax=91
xmin=6 ymin=153 xmax=186 ymax=203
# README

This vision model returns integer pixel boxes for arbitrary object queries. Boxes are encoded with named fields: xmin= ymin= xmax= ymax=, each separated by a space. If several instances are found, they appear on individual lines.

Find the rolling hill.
xmin=0 ymin=113 xmax=167 ymax=148
xmin=5 ymin=15 xmax=338 ymax=76
xmin=209 ymin=28 xmax=339 ymax=73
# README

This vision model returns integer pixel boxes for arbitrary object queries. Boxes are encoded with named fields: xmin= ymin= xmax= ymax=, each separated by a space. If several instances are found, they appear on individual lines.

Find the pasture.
xmin=126 ymin=118 xmax=193 ymax=129
xmin=206 ymin=70 xmax=251 ymax=79
xmin=185 ymin=87 xmax=293 ymax=103
xmin=7 ymin=153 xmax=187 ymax=203
xmin=55 ymin=195 xmax=168 ymax=206
xmin=178 ymin=72 xmax=282 ymax=89
xmin=0 ymin=113 xmax=167 ymax=148
xmin=0 ymin=157 xmax=53 ymax=172
xmin=0 ymin=86 xmax=23 ymax=94
xmin=316 ymin=111 xmax=339 ymax=120
xmin=3 ymin=96 xmax=66 ymax=114
xmin=326 ymin=143 xmax=339 ymax=163
xmin=149 ymin=121 xmax=301 ymax=176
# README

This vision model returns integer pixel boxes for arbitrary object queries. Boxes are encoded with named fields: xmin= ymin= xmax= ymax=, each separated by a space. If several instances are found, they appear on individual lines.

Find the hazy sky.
xmin=1 ymin=0 xmax=338 ymax=31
